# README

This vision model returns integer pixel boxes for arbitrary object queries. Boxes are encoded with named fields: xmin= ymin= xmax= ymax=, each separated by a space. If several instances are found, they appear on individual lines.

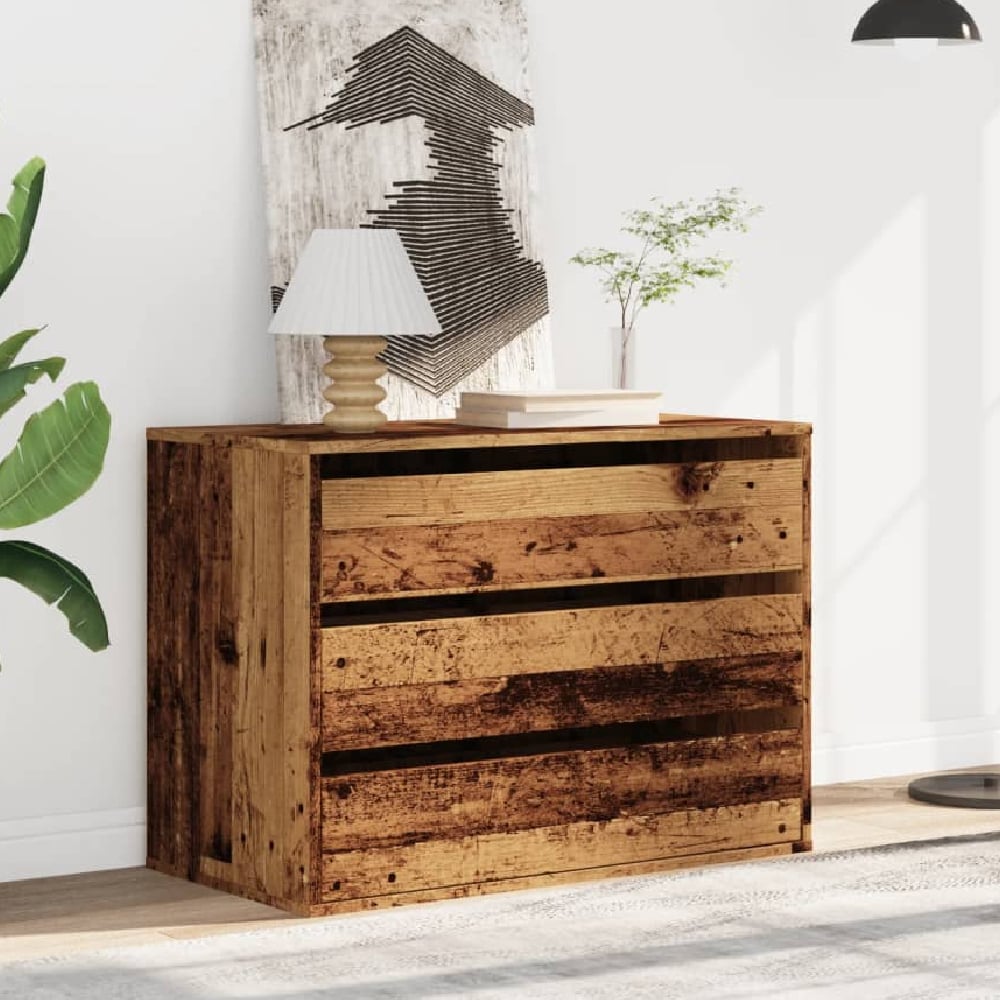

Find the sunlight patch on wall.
xmin=980 ymin=106 xmax=1000 ymax=717
xmin=831 ymin=196 xmax=928 ymax=571
xmin=823 ymin=196 xmax=929 ymax=737
xmin=982 ymin=105 xmax=1000 ymax=406
xmin=792 ymin=302 xmax=822 ymax=422
xmin=986 ymin=440 xmax=1000 ymax=719
xmin=792 ymin=300 xmax=831 ymax=740
xmin=827 ymin=496 xmax=929 ymax=741
xmin=719 ymin=346 xmax=780 ymax=416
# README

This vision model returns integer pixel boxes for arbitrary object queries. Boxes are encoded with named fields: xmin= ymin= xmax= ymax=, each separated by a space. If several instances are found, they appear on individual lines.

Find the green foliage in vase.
xmin=0 ymin=155 xmax=111 ymax=663
xmin=570 ymin=188 xmax=762 ymax=332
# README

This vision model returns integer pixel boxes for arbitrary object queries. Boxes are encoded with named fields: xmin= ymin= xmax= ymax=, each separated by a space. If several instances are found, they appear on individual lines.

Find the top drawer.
xmin=320 ymin=455 xmax=804 ymax=601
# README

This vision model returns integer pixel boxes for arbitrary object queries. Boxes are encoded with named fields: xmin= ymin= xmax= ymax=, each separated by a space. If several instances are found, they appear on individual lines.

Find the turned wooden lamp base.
xmin=322 ymin=335 xmax=388 ymax=434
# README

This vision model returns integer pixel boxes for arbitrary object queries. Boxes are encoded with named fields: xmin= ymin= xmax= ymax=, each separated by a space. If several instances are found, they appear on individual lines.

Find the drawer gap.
xmin=321 ymin=571 xmax=802 ymax=625
xmin=321 ymin=705 xmax=801 ymax=777
xmin=320 ymin=436 xmax=802 ymax=480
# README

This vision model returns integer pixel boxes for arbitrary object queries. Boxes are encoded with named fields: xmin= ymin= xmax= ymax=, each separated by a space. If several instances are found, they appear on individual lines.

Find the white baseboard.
xmin=0 ymin=807 xmax=146 ymax=884
xmin=813 ymin=729 xmax=1000 ymax=787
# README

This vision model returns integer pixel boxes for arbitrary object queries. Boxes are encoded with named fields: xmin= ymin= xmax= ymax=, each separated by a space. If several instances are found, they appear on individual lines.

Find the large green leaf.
xmin=0 ymin=381 xmax=110 ymax=529
xmin=0 ymin=539 xmax=109 ymax=651
xmin=0 ymin=357 xmax=66 ymax=419
xmin=0 ymin=158 xmax=45 ymax=298
xmin=0 ymin=328 xmax=42 ymax=371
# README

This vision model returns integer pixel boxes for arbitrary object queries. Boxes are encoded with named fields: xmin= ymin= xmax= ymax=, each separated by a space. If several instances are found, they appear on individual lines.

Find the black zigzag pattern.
xmin=286 ymin=26 xmax=549 ymax=395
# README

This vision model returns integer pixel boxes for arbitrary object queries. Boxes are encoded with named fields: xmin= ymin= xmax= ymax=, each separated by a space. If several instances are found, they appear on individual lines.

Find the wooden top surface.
xmin=146 ymin=414 xmax=812 ymax=454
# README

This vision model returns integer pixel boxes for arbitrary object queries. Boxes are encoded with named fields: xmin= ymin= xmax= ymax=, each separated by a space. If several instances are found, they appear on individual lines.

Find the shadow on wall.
xmin=726 ymin=25 xmax=1000 ymax=781
xmin=789 ymin=83 xmax=999 ymax=778
xmin=528 ymin=0 xmax=1000 ymax=780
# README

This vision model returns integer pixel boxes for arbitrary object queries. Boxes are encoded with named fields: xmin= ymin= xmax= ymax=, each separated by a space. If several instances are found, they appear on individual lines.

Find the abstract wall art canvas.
xmin=252 ymin=0 xmax=553 ymax=422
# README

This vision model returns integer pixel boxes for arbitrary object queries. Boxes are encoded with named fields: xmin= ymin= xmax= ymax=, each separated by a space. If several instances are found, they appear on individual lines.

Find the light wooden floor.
xmin=1 ymin=767 xmax=997 ymax=963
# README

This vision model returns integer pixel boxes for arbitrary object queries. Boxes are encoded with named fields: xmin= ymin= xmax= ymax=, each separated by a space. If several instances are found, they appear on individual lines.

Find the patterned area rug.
xmin=3 ymin=832 xmax=999 ymax=999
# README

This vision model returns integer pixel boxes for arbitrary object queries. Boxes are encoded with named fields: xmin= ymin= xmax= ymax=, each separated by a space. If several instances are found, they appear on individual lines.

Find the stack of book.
xmin=454 ymin=389 xmax=663 ymax=429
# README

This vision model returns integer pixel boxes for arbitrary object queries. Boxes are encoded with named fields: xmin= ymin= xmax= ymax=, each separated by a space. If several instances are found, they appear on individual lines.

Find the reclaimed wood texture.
xmin=323 ymin=653 xmax=803 ymax=751
xmin=322 ymin=507 xmax=802 ymax=600
xmin=229 ymin=448 xmax=316 ymax=912
xmin=147 ymin=441 xmax=319 ymax=915
xmin=146 ymin=415 xmax=813 ymax=453
xmin=147 ymin=441 xmax=235 ymax=880
xmin=323 ymin=594 xmax=801 ymax=690
xmin=321 ymin=458 xmax=801 ymax=599
xmin=148 ymin=419 xmax=811 ymax=916
xmin=799 ymin=433 xmax=813 ymax=851
xmin=323 ymin=730 xmax=803 ymax=852
xmin=322 ymin=800 xmax=802 ymax=902
xmin=310 ymin=842 xmax=795 ymax=915
xmin=321 ymin=459 xmax=801 ymax=529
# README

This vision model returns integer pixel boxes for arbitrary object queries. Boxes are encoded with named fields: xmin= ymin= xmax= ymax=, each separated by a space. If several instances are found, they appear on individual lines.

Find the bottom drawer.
xmin=321 ymin=728 xmax=803 ymax=904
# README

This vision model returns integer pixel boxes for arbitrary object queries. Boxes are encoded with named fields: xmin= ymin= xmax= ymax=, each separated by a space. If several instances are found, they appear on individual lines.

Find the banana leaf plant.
xmin=0 ymin=156 xmax=111 ymax=661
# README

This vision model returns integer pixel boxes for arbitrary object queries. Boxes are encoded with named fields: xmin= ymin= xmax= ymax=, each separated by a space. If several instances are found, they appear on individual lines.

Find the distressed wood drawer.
xmin=321 ymin=459 xmax=803 ymax=528
xmin=320 ymin=593 xmax=803 ymax=750
xmin=321 ymin=729 xmax=803 ymax=903
xmin=321 ymin=459 xmax=803 ymax=600
xmin=147 ymin=416 xmax=811 ymax=917
xmin=322 ymin=653 xmax=804 ymax=752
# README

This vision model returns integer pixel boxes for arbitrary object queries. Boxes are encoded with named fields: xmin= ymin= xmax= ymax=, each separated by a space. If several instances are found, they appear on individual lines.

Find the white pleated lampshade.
xmin=268 ymin=228 xmax=441 ymax=337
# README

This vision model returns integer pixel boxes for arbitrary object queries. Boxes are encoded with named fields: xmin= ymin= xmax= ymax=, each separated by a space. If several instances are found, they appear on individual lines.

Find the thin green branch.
xmin=571 ymin=188 xmax=761 ymax=330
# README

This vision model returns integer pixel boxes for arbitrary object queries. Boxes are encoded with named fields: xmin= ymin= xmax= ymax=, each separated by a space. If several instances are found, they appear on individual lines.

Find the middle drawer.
xmin=320 ymin=593 xmax=803 ymax=752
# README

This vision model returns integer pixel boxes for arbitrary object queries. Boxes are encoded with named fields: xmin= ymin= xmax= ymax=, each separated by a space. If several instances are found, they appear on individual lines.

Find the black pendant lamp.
xmin=852 ymin=0 xmax=982 ymax=45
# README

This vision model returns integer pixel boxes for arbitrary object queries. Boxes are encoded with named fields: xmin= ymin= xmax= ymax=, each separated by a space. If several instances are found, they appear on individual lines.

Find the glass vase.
xmin=610 ymin=326 xmax=636 ymax=390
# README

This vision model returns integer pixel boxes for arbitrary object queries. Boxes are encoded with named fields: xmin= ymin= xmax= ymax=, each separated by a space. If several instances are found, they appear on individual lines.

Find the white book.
xmin=459 ymin=389 xmax=662 ymax=414
xmin=454 ymin=406 xmax=662 ymax=430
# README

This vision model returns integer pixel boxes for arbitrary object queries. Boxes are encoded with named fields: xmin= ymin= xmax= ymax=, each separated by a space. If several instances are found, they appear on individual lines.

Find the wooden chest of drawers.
xmin=146 ymin=416 xmax=812 ymax=916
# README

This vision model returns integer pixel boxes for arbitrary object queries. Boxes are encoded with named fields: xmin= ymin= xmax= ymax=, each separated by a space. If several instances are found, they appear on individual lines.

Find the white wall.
xmin=526 ymin=0 xmax=1000 ymax=787
xmin=0 ymin=0 xmax=997 ymax=882
xmin=0 ymin=0 xmax=276 ymax=881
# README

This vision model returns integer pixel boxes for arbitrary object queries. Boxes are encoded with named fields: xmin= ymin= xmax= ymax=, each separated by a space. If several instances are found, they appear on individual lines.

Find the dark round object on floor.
xmin=908 ymin=773 xmax=1000 ymax=809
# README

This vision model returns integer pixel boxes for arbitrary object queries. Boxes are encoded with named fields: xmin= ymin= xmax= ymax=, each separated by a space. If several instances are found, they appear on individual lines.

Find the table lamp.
xmin=269 ymin=228 xmax=441 ymax=433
